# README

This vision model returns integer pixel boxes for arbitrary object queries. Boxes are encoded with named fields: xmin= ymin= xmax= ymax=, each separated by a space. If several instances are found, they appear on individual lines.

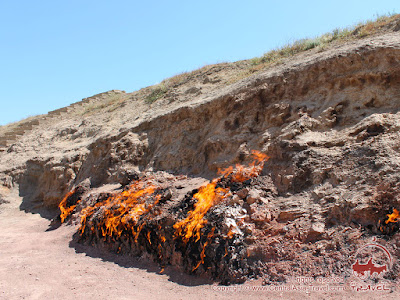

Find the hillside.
xmin=1 ymin=15 xmax=400 ymax=299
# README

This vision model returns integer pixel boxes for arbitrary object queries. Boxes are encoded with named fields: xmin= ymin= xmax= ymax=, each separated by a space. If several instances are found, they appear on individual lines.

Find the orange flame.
xmin=64 ymin=150 xmax=268 ymax=273
xmin=174 ymin=150 xmax=269 ymax=243
xmin=226 ymin=228 xmax=235 ymax=239
xmin=385 ymin=208 xmax=399 ymax=224
xmin=192 ymin=227 xmax=215 ymax=272
xmin=79 ymin=181 xmax=160 ymax=238
xmin=146 ymin=232 xmax=152 ymax=245
xmin=174 ymin=181 xmax=230 ymax=243
xmin=59 ymin=189 xmax=78 ymax=223
xmin=218 ymin=150 xmax=269 ymax=182
xmin=223 ymin=246 xmax=228 ymax=258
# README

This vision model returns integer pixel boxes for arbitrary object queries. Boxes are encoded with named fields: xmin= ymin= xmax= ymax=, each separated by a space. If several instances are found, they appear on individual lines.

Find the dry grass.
xmin=162 ymin=71 xmax=192 ymax=87
xmin=161 ymin=64 xmax=225 ymax=88
xmin=143 ymin=13 xmax=399 ymax=104
xmin=236 ymin=12 xmax=399 ymax=80
xmin=82 ymin=93 xmax=127 ymax=115
xmin=144 ymin=84 xmax=169 ymax=104
xmin=144 ymin=63 xmax=229 ymax=104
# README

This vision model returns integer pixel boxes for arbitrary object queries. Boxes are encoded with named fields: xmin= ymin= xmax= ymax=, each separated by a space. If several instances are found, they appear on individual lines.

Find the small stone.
xmin=243 ymin=225 xmax=253 ymax=235
xmin=281 ymin=175 xmax=294 ymax=187
xmin=307 ymin=222 xmax=325 ymax=241
xmin=259 ymin=197 xmax=269 ymax=205
xmin=236 ymin=188 xmax=249 ymax=199
xmin=250 ymin=207 xmax=272 ymax=223
xmin=246 ymin=189 xmax=261 ymax=204
xmin=117 ymin=169 xmax=139 ymax=186
xmin=229 ymin=194 xmax=241 ymax=205
xmin=202 ymin=77 xmax=210 ymax=84
xmin=311 ymin=222 xmax=325 ymax=234
xmin=347 ymin=230 xmax=362 ymax=241
xmin=185 ymin=87 xmax=201 ymax=94
xmin=278 ymin=209 xmax=305 ymax=222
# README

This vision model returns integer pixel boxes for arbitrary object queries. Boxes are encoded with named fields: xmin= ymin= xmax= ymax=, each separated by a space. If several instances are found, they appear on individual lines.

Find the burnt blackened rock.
xmin=117 ymin=168 xmax=139 ymax=186
xmin=66 ymin=185 xmax=87 ymax=207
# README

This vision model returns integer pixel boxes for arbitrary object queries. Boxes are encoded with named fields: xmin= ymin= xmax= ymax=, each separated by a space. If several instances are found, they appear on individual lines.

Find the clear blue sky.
xmin=0 ymin=0 xmax=398 ymax=125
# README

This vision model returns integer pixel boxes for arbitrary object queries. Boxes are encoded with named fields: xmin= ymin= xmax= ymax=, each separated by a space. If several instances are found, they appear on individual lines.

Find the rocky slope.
xmin=1 ymin=22 xmax=400 ymax=286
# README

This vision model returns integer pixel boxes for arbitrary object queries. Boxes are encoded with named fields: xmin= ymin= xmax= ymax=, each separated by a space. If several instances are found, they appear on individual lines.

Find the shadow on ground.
xmin=19 ymin=194 xmax=58 ymax=220
xmin=68 ymin=234 xmax=214 ymax=287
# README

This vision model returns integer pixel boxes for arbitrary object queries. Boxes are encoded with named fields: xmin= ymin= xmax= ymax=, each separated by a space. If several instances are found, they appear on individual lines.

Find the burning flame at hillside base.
xmin=378 ymin=208 xmax=400 ymax=234
xmin=174 ymin=150 xmax=269 ymax=243
xmin=60 ymin=150 xmax=269 ymax=238
xmin=385 ymin=208 xmax=399 ymax=224
xmin=59 ymin=188 xmax=79 ymax=223
xmin=58 ymin=150 xmax=270 ymax=280
xmin=78 ymin=181 xmax=162 ymax=238
xmin=218 ymin=150 xmax=269 ymax=181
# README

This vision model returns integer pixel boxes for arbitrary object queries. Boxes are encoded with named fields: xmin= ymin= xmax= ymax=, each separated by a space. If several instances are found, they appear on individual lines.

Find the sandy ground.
xmin=0 ymin=188 xmax=398 ymax=300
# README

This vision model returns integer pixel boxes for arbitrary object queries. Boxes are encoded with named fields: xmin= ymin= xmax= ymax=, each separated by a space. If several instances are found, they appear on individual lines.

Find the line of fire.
xmin=58 ymin=150 xmax=399 ymax=284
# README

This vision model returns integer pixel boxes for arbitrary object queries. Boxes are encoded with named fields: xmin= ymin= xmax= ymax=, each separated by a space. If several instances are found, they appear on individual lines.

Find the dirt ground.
xmin=0 ymin=188 xmax=398 ymax=300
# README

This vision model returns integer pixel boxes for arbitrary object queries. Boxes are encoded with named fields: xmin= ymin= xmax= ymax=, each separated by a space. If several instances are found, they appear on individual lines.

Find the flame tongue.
xmin=79 ymin=180 xmax=161 ymax=238
xmin=385 ymin=208 xmax=400 ymax=224
xmin=174 ymin=150 xmax=269 ymax=243
xmin=59 ymin=188 xmax=80 ymax=223
xmin=218 ymin=150 xmax=269 ymax=182
xmin=174 ymin=181 xmax=230 ymax=243
xmin=59 ymin=150 xmax=270 ymax=275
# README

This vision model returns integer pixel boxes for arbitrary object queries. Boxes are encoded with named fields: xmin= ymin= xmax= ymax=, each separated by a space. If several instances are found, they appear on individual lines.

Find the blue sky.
xmin=0 ymin=1 xmax=398 ymax=125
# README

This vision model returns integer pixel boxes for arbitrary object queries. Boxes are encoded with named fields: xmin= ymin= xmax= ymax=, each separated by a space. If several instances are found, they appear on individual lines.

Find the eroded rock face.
xmin=18 ymin=152 xmax=86 ymax=208
xmin=3 ymin=40 xmax=399 ymax=221
xmin=74 ymin=132 xmax=149 ymax=187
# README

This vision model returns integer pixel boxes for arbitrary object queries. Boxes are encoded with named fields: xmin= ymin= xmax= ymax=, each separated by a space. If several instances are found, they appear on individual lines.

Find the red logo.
xmin=351 ymin=239 xmax=392 ymax=280
xmin=352 ymin=258 xmax=387 ymax=277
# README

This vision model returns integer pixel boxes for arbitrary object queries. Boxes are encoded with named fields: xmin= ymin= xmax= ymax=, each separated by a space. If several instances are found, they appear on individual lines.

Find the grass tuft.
xmin=227 ymin=12 xmax=399 ymax=83
xmin=145 ymin=84 xmax=169 ymax=104
xmin=143 ymin=12 xmax=399 ymax=101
